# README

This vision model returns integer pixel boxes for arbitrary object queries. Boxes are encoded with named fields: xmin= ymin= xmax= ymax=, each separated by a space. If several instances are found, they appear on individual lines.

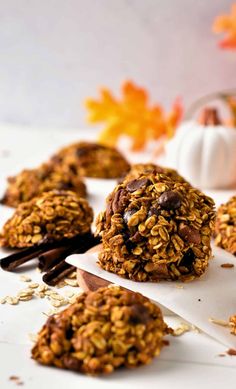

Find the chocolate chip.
xmin=63 ymin=355 xmax=81 ymax=371
xmin=76 ymin=143 xmax=100 ymax=157
xmin=158 ymin=191 xmax=182 ymax=210
xmin=58 ymin=182 xmax=74 ymax=190
xmin=129 ymin=231 xmax=142 ymax=243
xmin=126 ymin=178 xmax=149 ymax=192
xmin=148 ymin=204 xmax=161 ymax=217
xmin=129 ymin=304 xmax=150 ymax=324
xmin=125 ymin=241 xmax=135 ymax=251
xmin=112 ymin=189 xmax=128 ymax=214
xmin=179 ymin=223 xmax=201 ymax=244
xmin=123 ymin=208 xmax=137 ymax=224
xmin=179 ymin=249 xmax=195 ymax=269
xmin=106 ymin=197 xmax=113 ymax=221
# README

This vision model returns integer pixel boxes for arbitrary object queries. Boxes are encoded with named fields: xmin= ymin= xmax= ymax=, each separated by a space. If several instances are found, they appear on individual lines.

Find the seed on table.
xmin=65 ymin=279 xmax=78 ymax=287
xmin=64 ymin=290 xmax=75 ymax=298
xmin=6 ymin=296 xmax=19 ymax=305
xmin=19 ymin=275 xmax=32 ymax=282
xmin=28 ymin=282 xmax=39 ymax=289
xmin=35 ymin=292 xmax=45 ymax=299
xmin=18 ymin=288 xmax=34 ymax=295
xmin=37 ymin=284 xmax=48 ymax=292
xmin=19 ymin=295 xmax=33 ymax=301
xmin=50 ymin=300 xmax=62 ymax=307
xmin=49 ymin=293 xmax=64 ymax=301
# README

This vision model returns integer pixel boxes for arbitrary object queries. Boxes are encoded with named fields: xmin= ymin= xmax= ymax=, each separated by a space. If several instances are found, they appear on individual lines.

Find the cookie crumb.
xmin=209 ymin=317 xmax=229 ymax=327
xmin=173 ymin=322 xmax=191 ymax=336
xmin=227 ymin=348 xmax=236 ymax=356
xmin=220 ymin=263 xmax=234 ymax=269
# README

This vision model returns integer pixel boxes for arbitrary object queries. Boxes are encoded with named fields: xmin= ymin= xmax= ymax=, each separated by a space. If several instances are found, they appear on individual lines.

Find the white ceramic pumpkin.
xmin=164 ymin=109 xmax=236 ymax=189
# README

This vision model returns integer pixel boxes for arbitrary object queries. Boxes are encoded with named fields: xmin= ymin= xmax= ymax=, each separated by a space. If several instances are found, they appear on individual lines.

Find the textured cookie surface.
xmin=214 ymin=195 xmax=236 ymax=255
xmin=51 ymin=141 xmax=130 ymax=178
xmin=1 ymin=162 xmax=87 ymax=208
xmin=32 ymin=286 xmax=169 ymax=375
xmin=96 ymin=172 xmax=215 ymax=282
xmin=0 ymin=190 xmax=93 ymax=248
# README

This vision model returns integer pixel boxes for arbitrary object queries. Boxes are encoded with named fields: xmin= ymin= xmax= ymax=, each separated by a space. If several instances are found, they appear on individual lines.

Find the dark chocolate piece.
xmin=158 ymin=190 xmax=182 ymax=210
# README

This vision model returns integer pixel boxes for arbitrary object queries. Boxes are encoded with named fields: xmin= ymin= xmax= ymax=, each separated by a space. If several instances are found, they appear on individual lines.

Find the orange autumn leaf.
xmin=213 ymin=4 xmax=236 ymax=49
xmin=85 ymin=81 xmax=183 ymax=151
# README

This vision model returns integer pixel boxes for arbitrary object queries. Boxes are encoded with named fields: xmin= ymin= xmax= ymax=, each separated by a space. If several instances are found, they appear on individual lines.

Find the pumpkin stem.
xmin=198 ymin=107 xmax=222 ymax=126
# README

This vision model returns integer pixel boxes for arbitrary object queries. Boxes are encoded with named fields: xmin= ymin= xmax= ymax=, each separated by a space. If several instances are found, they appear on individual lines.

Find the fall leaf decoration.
xmin=85 ymin=81 xmax=183 ymax=151
xmin=213 ymin=3 xmax=236 ymax=49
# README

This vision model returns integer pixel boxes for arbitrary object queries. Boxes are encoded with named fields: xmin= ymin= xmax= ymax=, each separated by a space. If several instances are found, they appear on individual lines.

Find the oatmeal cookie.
xmin=96 ymin=172 xmax=215 ymax=282
xmin=124 ymin=163 xmax=187 ymax=184
xmin=51 ymin=141 xmax=130 ymax=178
xmin=0 ymin=190 xmax=93 ymax=248
xmin=214 ymin=195 xmax=236 ymax=255
xmin=1 ymin=163 xmax=87 ymax=208
xmin=32 ymin=286 xmax=170 ymax=375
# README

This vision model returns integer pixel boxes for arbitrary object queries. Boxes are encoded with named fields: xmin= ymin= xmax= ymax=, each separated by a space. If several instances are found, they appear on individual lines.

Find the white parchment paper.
xmin=67 ymin=244 xmax=236 ymax=348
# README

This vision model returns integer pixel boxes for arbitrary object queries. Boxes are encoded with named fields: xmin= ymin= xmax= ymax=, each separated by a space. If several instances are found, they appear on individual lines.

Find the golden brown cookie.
xmin=1 ymin=163 xmax=87 ymax=208
xmin=96 ymin=172 xmax=215 ymax=282
xmin=0 ymin=190 xmax=93 ymax=248
xmin=32 ymin=286 xmax=170 ymax=375
xmin=214 ymin=195 xmax=236 ymax=255
xmin=51 ymin=141 xmax=130 ymax=178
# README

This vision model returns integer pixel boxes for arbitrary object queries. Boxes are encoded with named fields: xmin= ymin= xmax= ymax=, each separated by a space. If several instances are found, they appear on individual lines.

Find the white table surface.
xmin=0 ymin=125 xmax=235 ymax=388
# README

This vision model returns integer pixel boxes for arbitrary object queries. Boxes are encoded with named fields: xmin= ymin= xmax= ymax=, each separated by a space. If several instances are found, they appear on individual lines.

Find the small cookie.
xmin=31 ymin=285 xmax=170 ymax=375
xmin=96 ymin=172 xmax=215 ymax=282
xmin=214 ymin=195 xmax=236 ymax=255
xmin=0 ymin=190 xmax=93 ymax=248
xmin=51 ymin=141 xmax=130 ymax=178
xmin=1 ymin=163 xmax=87 ymax=208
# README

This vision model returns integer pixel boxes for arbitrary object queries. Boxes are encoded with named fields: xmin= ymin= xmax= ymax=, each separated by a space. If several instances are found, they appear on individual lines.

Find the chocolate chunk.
xmin=179 ymin=223 xmax=201 ymax=244
xmin=126 ymin=178 xmax=149 ymax=192
xmin=105 ymin=197 xmax=113 ymax=221
xmin=179 ymin=249 xmax=195 ymax=269
xmin=129 ymin=231 xmax=142 ymax=243
xmin=148 ymin=204 xmax=161 ymax=218
xmin=63 ymin=355 xmax=81 ymax=371
xmin=123 ymin=208 xmax=137 ymax=224
xmin=123 ymin=235 xmax=136 ymax=252
xmin=112 ymin=189 xmax=128 ymax=214
xmin=76 ymin=143 xmax=100 ymax=157
xmin=158 ymin=191 xmax=182 ymax=210
xmin=129 ymin=304 xmax=151 ymax=324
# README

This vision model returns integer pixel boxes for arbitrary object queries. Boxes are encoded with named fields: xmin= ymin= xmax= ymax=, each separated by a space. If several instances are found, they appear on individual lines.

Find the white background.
xmin=0 ymin=0 xmax=236 ymax=129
